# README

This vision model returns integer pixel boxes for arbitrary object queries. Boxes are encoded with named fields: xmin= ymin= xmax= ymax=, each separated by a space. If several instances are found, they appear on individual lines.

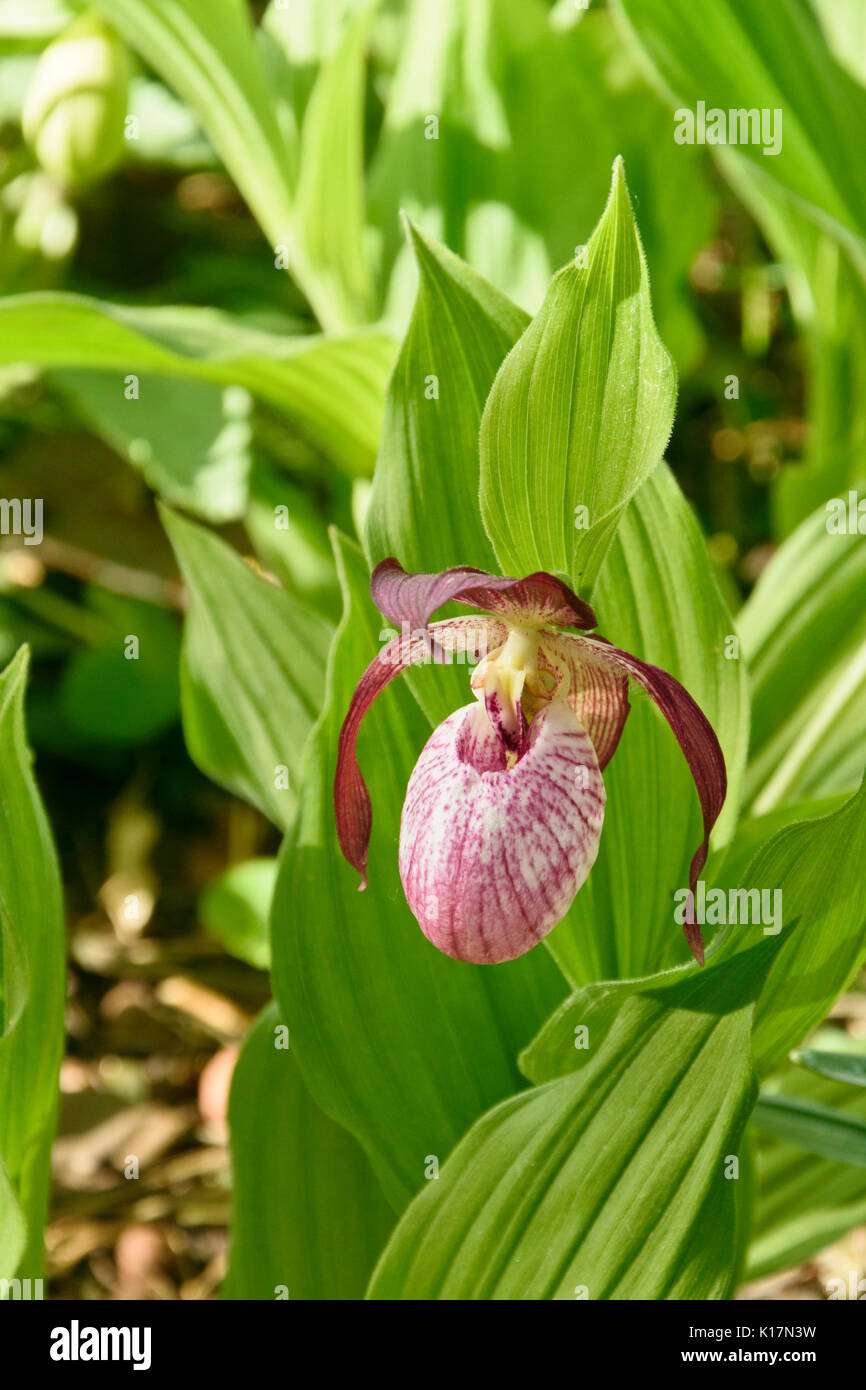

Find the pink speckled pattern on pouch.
xmin=399 ymin=702 xmax=605 ymax=963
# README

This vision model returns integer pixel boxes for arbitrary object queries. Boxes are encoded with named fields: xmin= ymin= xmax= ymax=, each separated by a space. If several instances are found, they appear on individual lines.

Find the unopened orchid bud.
xmin=22 ymin=12 xmax=129 ymax=189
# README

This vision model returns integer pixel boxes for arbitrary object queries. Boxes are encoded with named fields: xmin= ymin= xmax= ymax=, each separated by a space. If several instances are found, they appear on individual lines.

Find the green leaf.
xmin=365 ymin=221 xmax=526 ymax=732
xmin=366 ymin=0 xmax=511 ymax=284
xmin=0 ymin=647 xmax=65 ymax=1280
xmin=613 ymin=0 xmax=866 ymax=279
xmin=544 ymin=461 xmax=749 ymax=987
xmin=773 ymin=243 xmax=866 ymax=536
xmin=270 ymin=531 xmax=567 ymax=1210
xmin=368 ymin=937 xmax=777 ymax=1300
xmin=55 ymin=370 xmax=252 ymax=523
xmin=524 ymin=778 xmax=866 ymax=1085
xmin=244 ymin=466 xmax=340 ymax=619
xmin=478 ymin=157 xmax=676 ymax=594
xmin=738 ymin=494 xmax=866 ymax=811
xmin=520 ymin=964 xmax=683 ymax=1089
xmin=792 ymin=1049 xmax=866 ymax=1088
xmin=812 ymin=0 xmax=866 ymax=87
xmin=59 ymin=591 xmax=180 ymax=747
xmin=0 ymin=1160 xmax=25 ymax=1285
xmin=709 ymin=151 xmax=866 ymax=541
xmin=370 ymin=2 xmax=716 ymax=367
xmin=365 ymin=218 xmax=527 ymax=575
xmin=0 ymin=292 xmax=394 ymax=477
xmin=224 ymin=1002 xmax=394 ymax=1299
xmin=753 ymin=1094 xmax=866 ymax=1167
xmin=161 ymin=506 xmax=333 ymax=830
xmin=262 ymin=0 xmax=365 ymax=73
xmin=715 ymin=793 xmax=866 ymax=1069
xmin=198 ymin=858 xmax=276 ymax=971
xmin=294 ymin=3 xmax=375 ymax=328
xmin=704 ymin=794 xmax=847 ymax=895
xmin=481 ymin=2 xmax=717 ymax=367
xmin=747 ymin=1053 xmax=866 ymax=1280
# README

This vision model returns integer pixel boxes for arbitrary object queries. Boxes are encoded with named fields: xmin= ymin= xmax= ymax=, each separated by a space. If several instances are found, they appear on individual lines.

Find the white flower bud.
xmin=22 ymin=12 xmax=129 ymax=188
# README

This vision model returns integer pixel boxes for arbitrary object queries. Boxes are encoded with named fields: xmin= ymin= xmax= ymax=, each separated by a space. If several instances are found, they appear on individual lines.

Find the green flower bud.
xmin=22 ymin=12 xmax=129 ymax=188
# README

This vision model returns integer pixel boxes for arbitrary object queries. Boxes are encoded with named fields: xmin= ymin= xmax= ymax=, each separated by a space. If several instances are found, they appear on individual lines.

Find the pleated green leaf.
xmin=262 ymin=0 xmax=365 ymax=72
xmin=369 ymin=1 xmax=716 ymax=366
xmin=365 ymin=218 xmax=527 ymax=575
xmin=613 ymin=0 xmax=866 ymax=278
xmin=368 ymin=937 xmax=776 ymax=1300
xmin=0 ymin=293 xmax=394 ymax=477
xmin=545 ymin=461 xmax=749 ymax=987
xmin=479 ymin=157 xmax=676 ymax=594
xmin=704 ymin=794 xmax=847 ymax=896
xmin=776 ymin=255 xmax=866 ymax=537
xmin=524 ymin=778 xmax=866 ymax=1087
xmin=294 ymin=3 xmax=375 ymax=328
xmin=747 ymin=1055 xmax=866 ymax=1280
xmin=712 ymin=150 xmax=866 ymax=541
xmin=270 ymin=532 xmax=567 ymax=1210
xmin=58 ymin=592 xmax=181 ymax=747
xmin=364 ymin=223 xmax=527 ymax=731
xmin=54 ymin=370 xmax=252 ymax=523
xmin=244 ymin=466 xmax=341 ymax=619
xmin=161 ymin=507 xmax=333 ymax=830
xmin=224 ymin=1002 xmax=394 ymax=1300
xmin=753 ymin=1093 xmax=866 ymax=1167
xmin=0 ymin=648 xmax=65 ymax=1281
xmin=793 ymin=1049 xmax=866 ymax=1088
xmin=738 ymin=494 xmax=866 ymax=812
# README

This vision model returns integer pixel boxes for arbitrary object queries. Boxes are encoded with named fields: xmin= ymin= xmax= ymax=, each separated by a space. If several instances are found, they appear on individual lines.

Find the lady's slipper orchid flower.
xmin=335 ymin=560 xmax=726 ymax=967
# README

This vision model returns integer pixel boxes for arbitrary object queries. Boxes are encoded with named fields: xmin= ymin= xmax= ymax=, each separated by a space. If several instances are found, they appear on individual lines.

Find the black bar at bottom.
xmin=2 ymin=1295 xmax=860 ymax=1375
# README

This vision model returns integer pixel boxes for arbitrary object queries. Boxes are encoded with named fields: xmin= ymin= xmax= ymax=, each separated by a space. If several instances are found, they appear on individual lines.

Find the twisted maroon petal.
xmin=569 ymin=635 xmax=728 ymax=965
xmin=370 ymin=558 xmax=597 ymax=633
xmin=334 ymin=617 xmax=505 ymax=887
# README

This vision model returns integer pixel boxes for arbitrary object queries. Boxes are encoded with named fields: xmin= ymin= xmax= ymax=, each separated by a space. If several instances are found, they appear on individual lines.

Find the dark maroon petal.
xmin=334 ymin=617 xmax=504 ymax=887
xmin=370 ymin=558 xmax=597 ymax=632
xmin=573 ymin=635 xmax=728 ymax=967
